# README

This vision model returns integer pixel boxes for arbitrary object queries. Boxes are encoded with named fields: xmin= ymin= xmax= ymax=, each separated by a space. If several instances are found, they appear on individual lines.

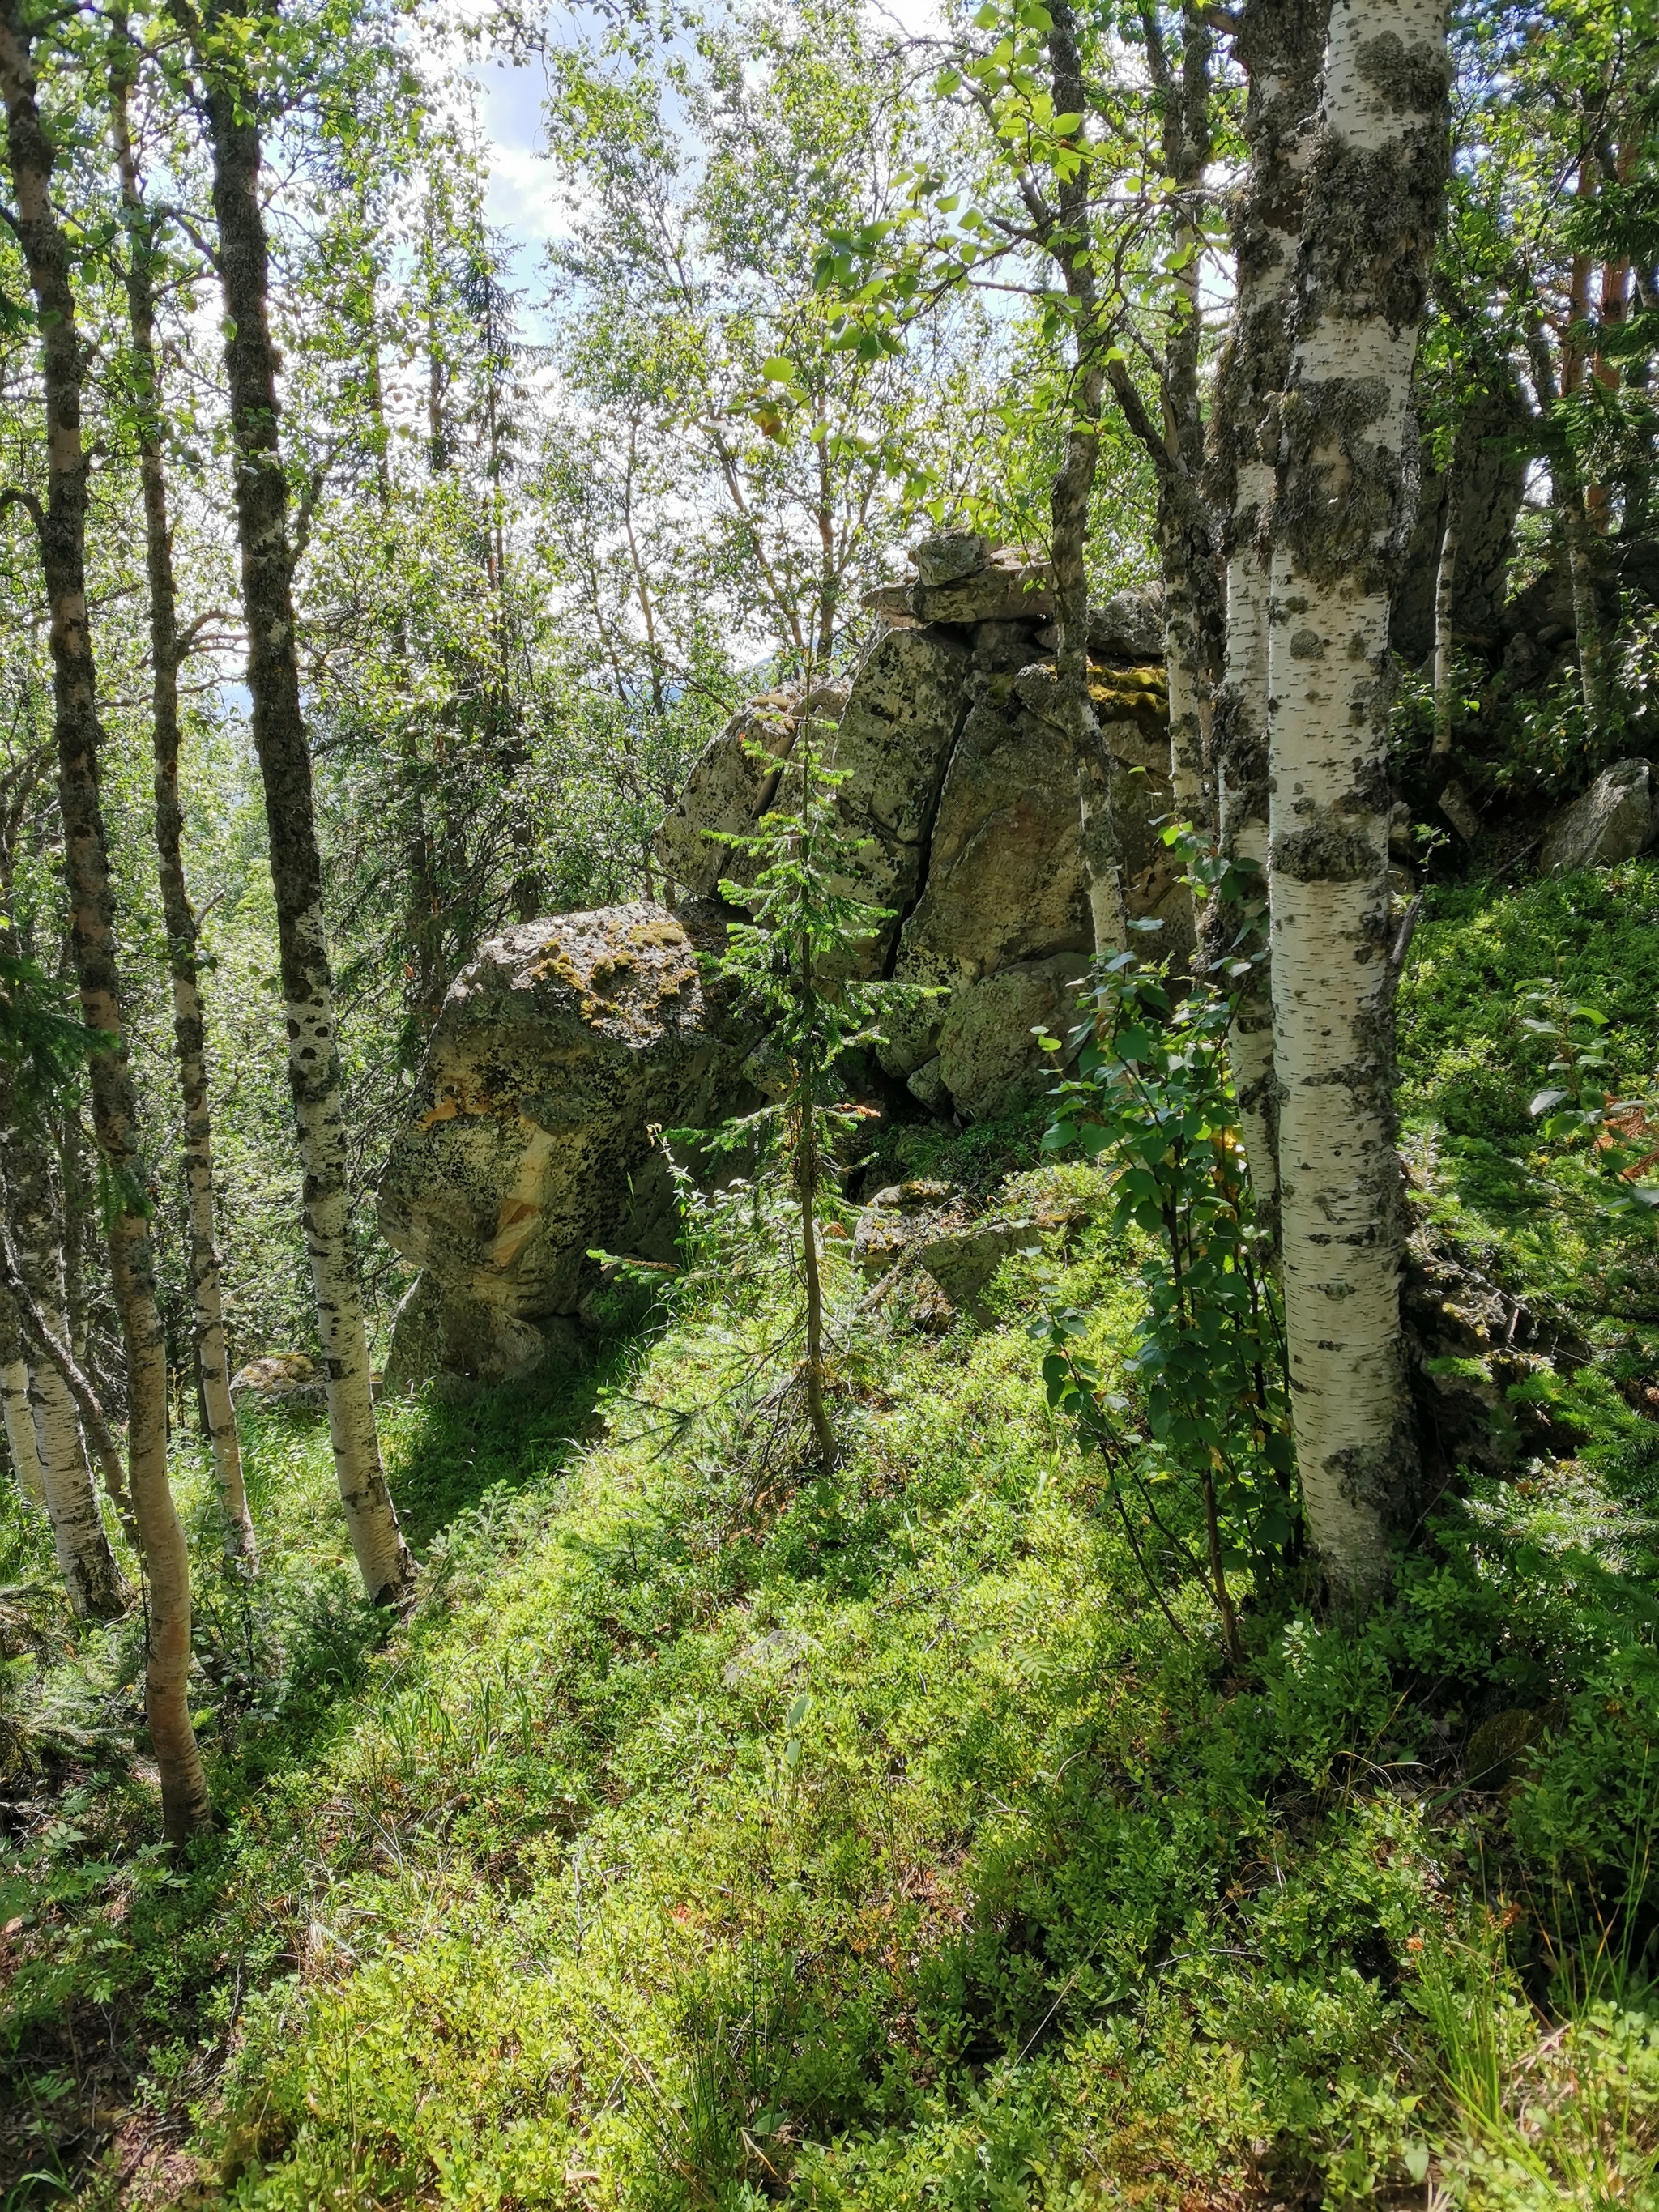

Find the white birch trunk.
xmin=28 ymin=1353 xmax=127 ymax=1616
xmin=289 ymin=901 xmax=410 ymax=1605
xmin=1266 ymin=0 xmax=1448 ymax=1599
xmin=1431 ymin=509 xmax=1459 ymax=755
xmin=6 ymin=1151 xmax=127 ymax=1618
xmin=0 ymin=1291 xmax=44 ymax=1506
xmin=1209 ymin=0 xmax=1327 ymax=1226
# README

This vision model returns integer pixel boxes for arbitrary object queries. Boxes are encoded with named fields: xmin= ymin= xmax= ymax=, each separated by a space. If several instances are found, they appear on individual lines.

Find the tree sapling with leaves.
xmin=714 ymin=704 xmax=909 ymax=1469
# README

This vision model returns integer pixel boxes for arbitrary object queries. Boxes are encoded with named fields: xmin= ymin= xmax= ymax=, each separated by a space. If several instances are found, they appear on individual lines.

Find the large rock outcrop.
xmin=379 ymin=902 xmax=746 ymax=1394
xmin=382 ymin=536 xmax=1180 ymax=1393
xmin=654 ymin=537 xmax=1179 ymax=1122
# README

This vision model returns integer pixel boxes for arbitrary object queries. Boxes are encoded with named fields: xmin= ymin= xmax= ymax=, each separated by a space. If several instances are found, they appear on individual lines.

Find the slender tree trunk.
xmin=0 ymin=1287 xmax=45 ymax=1507
xmin=3 ymin=1138 xmax=128 ymax=1614
xmin=1556 ymin=156 xmax=1613 ymax=735
xmin=1431 ymin=505 xmax=1459 ymax=757
xmin=109 ymin=31 xmax=254 ymax=1566
xmin=795 ymin=718 xmax=836 ymax=1470
xmin=58 ymin=1091 xmax=87 ymax=1363
xmin=183 ymin=0 xmax=412 ymax=1605
xmin=797 ymin=1060 xmax=835 ymax=1469
xmin=1563 ymin=486 xmax=1612 ymax=739
xmin=1149 ymin=3 xmax=1219 ymax=833
xmin=1207 ymin=0 xmax=1327 ymax=1231
xmin=0 ymin=3 xmax=209 ymax=1833
xmin=1265 ymin=0 xmax=1448 ymax=1600
xmin=1523 ymin=313 xmax=1613 ymax=744
xmin=1048 ymin=0 xmax=1127 ymax=956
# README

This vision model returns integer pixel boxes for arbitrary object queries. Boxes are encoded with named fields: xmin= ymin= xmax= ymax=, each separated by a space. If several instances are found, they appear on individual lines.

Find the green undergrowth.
xmin=1399 ymin=860 xmax=1659 ymax=1336
xmin=1 ymin=872 xmax=1658 ymax=2207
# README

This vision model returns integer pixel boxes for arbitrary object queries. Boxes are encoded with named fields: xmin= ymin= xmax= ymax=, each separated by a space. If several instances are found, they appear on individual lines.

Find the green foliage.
xmin=2 ymin=1121 xmax=1659 ymax=2204
xmin=0 ymin=949 xmax=102 ymax=1135
xmin=1034 ymin=936 xmax=1292 ymax=1657
xmin=1517 ymin=976 xmax=1659 ymax=1222
xmin=712 ymin=727 xmax=919 ymax=1462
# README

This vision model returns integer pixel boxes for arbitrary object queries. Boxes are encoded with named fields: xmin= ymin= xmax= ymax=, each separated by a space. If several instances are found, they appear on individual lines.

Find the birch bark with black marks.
xmin=1047 ymin=0 xmax=1127 ymax=955
xmin=0 ymin=1285 xmax=44 ymax=1506
xmin=1205 ymin=0 xmax=1328 ymax=1226
xmin=1265 ymin=0 xmax=1448 ymax=1599
xmin=109 ymin=23 xmax=254 ymax=1566
xmin=179 ymin=0 xmax=412 ymax=1605
xmin=1141 ymin=2 xmax=1221 ymax=829
xmin=1430 ymin=501 xmax=1458 ymax=756
xmin=0 ymin=0 xmax=209 ymax=1833
xmin=2 ymin=1134 xmax=128 ymax=1614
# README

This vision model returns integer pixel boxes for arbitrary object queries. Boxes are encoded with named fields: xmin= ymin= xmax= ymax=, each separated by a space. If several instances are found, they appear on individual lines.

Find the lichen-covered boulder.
xmin=652 ymin=696 xmax=802 ymax=900
xmin=378 ymin=901 xmax=744 ymax=1392
xmin=875 ymin=663 xmax=1181 ymax=1117
xmin=1539 ymin=758 xmax=1656 ymax=875
xmin=932 ymin=954 xmax=1083 ymax=1121
xmin=908 ymin=547 xmax=1055 ymax=626
xmin=229 ymin=1353 xmax=328 ymax=1416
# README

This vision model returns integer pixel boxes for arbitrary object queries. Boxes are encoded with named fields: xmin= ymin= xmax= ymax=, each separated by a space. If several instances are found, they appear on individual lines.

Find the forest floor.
xmin=4 ymin=863 xmax=1659 ymax=2210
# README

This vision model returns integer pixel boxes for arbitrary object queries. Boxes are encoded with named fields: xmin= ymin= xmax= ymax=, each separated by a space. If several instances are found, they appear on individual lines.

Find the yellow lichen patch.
xmin=532 ymin=949 xmax=586 ymax=991
xmin=1090 ymin=665 xmax=1168 ymax=721
xmin=627 ymin=919 xmax=687 ymax=950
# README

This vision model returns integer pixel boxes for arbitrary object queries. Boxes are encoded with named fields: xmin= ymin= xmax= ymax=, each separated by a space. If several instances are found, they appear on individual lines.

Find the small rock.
xmin=1035 ymin=588 xmax=1166 ymax=663
xmin=1089 ymin=588 xmax=1165 ymax=663
xmin=802 ymin=683 xmax=850 ymax=722
xmin=907 ymin=1056 xmax=952 ymax=1113
xmin=1439 ymin=778 xmax=1482 ymax=842
xmin=229 ymin=1353 xmax=326 ymax=1416
xmin=1539 ymin=757 xmax=1656 ymax=874
xmin=913 ymin=1218 xmax=1041 ymax=1309
xmin=1464 ymin=1708 xmax=1542 ymax=1790
xmin=869 ymin=1178 xmax=956 ymax=1209
xmin=852 ymin=1180 xmax=958 ymax=1277
xmin=912 ymin=531 xmax=991 ymax=586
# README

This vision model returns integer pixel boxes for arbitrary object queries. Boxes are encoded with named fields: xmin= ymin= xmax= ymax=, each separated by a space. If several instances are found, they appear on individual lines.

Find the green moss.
xmin=1399 ymin=860 xmax=1659 ymax=1148
xmin=3 ymin=883 xmax=1659 ymax=2206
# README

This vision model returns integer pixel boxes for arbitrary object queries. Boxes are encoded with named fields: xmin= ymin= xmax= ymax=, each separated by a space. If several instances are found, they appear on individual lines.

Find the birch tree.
xmin=109 ymin=15 xmax=255 ymax=1565
xmin=0 ymin=1285 xmax=43 ymax=1505
xmin=1206 ymin=0 xmax=1328 ymax=1223
xmin=2 ymin=1132 xmax=127 ymax=1615
xmin=175 ymin=0 xmax=412 ymax=1607
xmin=0 ymin=0 xmax=210 ymax=1835
xmin=1265 ymin=0 xmax=1449 ymax=1597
